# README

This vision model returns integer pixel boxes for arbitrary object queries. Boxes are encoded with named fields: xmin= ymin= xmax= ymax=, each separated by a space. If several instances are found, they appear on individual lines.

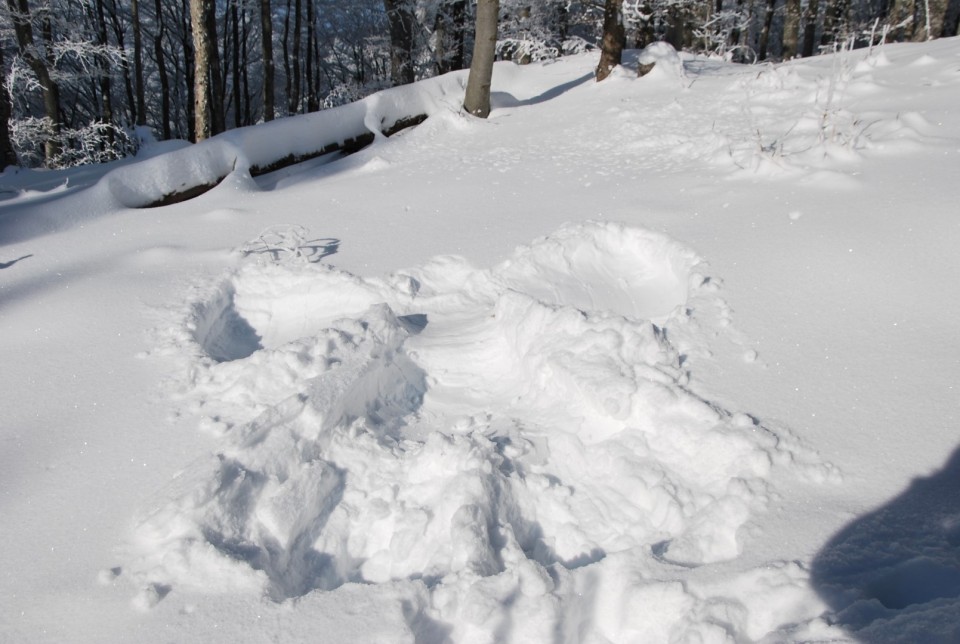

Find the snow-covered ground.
xmin=1 ymin=37 xmax=959 ymax=643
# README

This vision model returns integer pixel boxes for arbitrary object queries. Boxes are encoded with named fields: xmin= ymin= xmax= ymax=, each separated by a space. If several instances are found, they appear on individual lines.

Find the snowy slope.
xmin=1 ymin=38 xmax=959 ymax=643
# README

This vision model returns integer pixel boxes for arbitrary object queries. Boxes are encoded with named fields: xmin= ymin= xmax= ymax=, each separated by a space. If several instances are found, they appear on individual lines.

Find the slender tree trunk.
xmin=946 ymin=0 xmax=960 ymax=36
xmin=205 ymin=1 xmax=225 ymax=133
xmin=190 ymin=0 xmax=212 ymax=140
xmin=105 ymin=2 xmax=137 ymax=125
xmin=306 ymin=0 xmax=318 ymax=111
xmin=801 ymin=0 xmax=820 ymax=56
xmin=282 ymin=0 xmax=291 ymax=113
xmin=132 ymin=0 xmax=147 ymax=125
xmin=94 ymin=0 xmax=115 ymax=144
xmin=0 ymin=45 xmax=18 ymax=167
xmin=463 ymin=0 xmax=498 ymax=117
xmin=783 ymin=0 xmax=801 ymax=58
xmin=6 ymin=0 xmax=62 ymax=163
xmin=290 ymin=0 xmax=301 ymax=113
xmin=758 ymin=0 xmax=778 ymax=60
xmin=596 ymin=0 xmax=624 ymax=81
xmin=154 ymin=0 xmax=171 ymax=139
xmin=181 ymin=0 xmax=196 ymax=141
xmin=242 ymin=1 xmax=251 ymax=122
xmin=435 ymin=0 xmax=467 ymax=73
xmin=921 ymin=0 xmax=949 ymax=38
xmin=260 ymin=0 xmax=275 ymax=121
xmin=232 ymin=0 xmax=242 ymax=127
xmin=821 ymin=0 xmax=848 ymax=47
xmin=385 ymin=0 xmax=416 ymax=85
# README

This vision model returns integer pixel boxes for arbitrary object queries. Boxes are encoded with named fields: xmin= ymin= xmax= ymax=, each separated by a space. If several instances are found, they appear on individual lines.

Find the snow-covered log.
xmin=112 ymin=77 xmax=458 ymax=208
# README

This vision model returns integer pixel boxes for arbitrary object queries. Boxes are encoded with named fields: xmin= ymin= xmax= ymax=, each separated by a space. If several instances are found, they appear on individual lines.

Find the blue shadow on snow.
xmin=811 ymin=445 xmax=960 ymax=642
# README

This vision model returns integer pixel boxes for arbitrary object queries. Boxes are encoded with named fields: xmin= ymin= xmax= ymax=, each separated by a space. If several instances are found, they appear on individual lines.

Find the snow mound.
xmin=131 ymin=222 xmax=829 ymax=639
xmin=636 ymin=42 xmax=685 ymax=82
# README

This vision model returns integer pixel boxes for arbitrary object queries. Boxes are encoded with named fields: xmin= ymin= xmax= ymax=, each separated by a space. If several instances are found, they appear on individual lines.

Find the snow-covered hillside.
xmin=1 ymin=38 xmax=959 ymax=643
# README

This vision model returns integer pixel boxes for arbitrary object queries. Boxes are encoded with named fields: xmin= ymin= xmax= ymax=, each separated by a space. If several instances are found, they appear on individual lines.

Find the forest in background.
xmin=1 ymin=0 xmax=958 ymax=169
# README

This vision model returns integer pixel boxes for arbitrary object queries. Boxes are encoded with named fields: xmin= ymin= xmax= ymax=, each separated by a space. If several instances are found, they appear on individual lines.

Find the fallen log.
xmin=101 ymin=72 xmax=457 ymax=210
xmin=139 ymin=112 xmax=427 ymax=208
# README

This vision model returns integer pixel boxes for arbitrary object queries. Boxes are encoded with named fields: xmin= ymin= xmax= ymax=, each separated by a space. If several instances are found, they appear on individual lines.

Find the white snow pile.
xmin=128 ymin=221 xmax=833 ymax=640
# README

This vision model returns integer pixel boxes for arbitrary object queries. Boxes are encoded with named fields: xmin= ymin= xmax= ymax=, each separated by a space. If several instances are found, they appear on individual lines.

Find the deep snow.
xmin=1 ymin=38 xmax=959 ymax=643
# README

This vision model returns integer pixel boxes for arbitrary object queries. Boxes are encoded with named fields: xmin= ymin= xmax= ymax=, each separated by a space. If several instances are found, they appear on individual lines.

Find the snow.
xmin=2 ymin=38 xmax=959 ymax=643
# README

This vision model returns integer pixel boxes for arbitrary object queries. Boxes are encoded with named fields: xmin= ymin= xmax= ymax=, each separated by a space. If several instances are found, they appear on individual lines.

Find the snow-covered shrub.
xmin=8 ymin=117 xmax=139 ymax=169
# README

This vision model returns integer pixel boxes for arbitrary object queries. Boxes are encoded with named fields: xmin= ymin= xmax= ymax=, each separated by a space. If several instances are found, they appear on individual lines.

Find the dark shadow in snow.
xmin=402 ymin=599 xmax=454 ymax=644
xmin=251 ymin=151 xmax=343 ymax=191
xmin=398 ymin=313 xmax=429 ymax=335
xmin=490 ymin=72 xmax=594 ymax=110
xmin=202 ymin=305 xmax=263 ymax=362
xmin=0 ymin=254 xmax=32 ymax=269
xmin=203 ymin=457 xmax=349 ymax=602
xmin=240 ymin=237 xmax=340 ymax=264
xmin=811 ymin=445 xmax=960 ymax=643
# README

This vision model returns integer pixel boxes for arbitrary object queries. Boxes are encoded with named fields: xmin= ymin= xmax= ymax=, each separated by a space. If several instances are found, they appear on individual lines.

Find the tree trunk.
xmin=435 ymin=0 xmax=467 ymax=73
xmin=190 ymin=0 xmax=212 ymax=141
xmin=205 ymin=1 xmax=225 ymax=134
xmin=242 ymin=1 xmax=252 ymax=121
xmin=463 ymin=0 xmax=498 ymax=117
xmin=596 ymin=0 xmax=624 ymax=82
xmin=783 ymin=0 xmax=801 ymax=58
xmin=290 ymin=0 xmax=301 ymax=113
xmin=385 ymin=0 xmax=416 ymax=85
xmin=820 ymin=0 xmax=848 ymax=47
xmin=7 ymin=0 xmax=62 ymax=163
xmin=94 ymin=0 xmax=115 ymax=145
xmin=758 ymin=0 xmax=778 ymax=60
xmin=801 ymin=0 xmax=820 ymax=56
xmin=232 ymin=0 xmax=242 ymax=127
xmin=306 ymin=0 xmax=318 ymax=111
xmin=920 ymin=0 xmax=949 ymax=38
xmin=946 ymin=0 xmax=960 ymax=36
xmin=154 ymin=0 xmax=172 ymax=139
xmin=105 ymin=2 xmax=137 ymax=126
xmin=260 ymin=0 xmax=275 ymax=121
xmin=132 ymin=0 xmax=147 ymax=125
xmin=282 ymin=0 xmax=291 ymax=113
xmin=0 ymin=45 xmax=19 ymax=168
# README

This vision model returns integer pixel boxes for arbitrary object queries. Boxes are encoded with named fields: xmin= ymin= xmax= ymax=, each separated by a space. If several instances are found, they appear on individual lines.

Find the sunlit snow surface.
xmin=131 ymin=221 xmax=833 ymax=637
xmin=3 ymin=38 xmax=960 ymax=644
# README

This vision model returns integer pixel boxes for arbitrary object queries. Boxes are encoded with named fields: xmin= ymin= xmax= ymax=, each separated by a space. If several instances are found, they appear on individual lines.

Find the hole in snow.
xmin=192 ymin=267 xmax=382 ymax=362
xmin=190 ymin=284 xmax=263 ymax=362
xmin=493 ymin=221 xmax=699 ymax=322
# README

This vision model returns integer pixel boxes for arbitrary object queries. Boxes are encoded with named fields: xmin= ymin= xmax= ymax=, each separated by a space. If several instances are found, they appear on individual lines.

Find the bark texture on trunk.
xmin=596 ymin=0 xmax=624 ymax=81
xmin=463 ymin=0 xmax=499 ymax=117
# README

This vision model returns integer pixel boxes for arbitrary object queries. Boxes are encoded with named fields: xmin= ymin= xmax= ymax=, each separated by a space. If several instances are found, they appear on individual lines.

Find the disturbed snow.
xmin=2 ymin=37 xmax=960 ymax=644
xmin=132 ymin=221 xmax=833 ymax=640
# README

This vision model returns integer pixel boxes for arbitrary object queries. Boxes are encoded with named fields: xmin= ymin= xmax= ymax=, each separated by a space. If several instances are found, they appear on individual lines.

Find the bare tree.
xmin=189 ymin=0 xmax=213 ymax=140
xmin=596 ymin=0 xmax=624 ymax=81
xmin=463 ymin=0 xmax=498 ymax=117
xmin=757 ymin=0 xmax=777 ymax=60
xmin=783 ymin=0 xmax=802 ymax=58
xmin=260 ymin=0 xmax=275 ymax=121
xmin=6 ymin=0 xmax=62 ymax=162
xmin=132 ymin=0 xmax=147 ymax=125
xmin=0 ymin=45 xmax=18 ymax=167
xmin=385 ymin=0 xmax=416 ymax=85
xmin=435 ymin=0 xmax=467 ymax=73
